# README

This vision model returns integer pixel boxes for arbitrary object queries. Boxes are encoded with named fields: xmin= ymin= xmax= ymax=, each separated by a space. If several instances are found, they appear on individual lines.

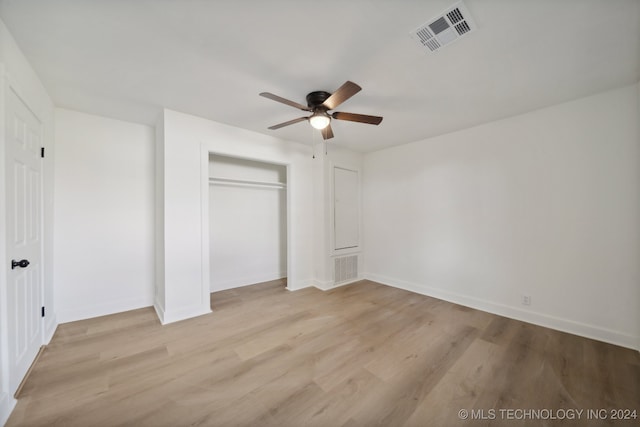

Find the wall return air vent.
xmin=411 ymin=1 xmax=476 ymax=53
xmin=334 ymin=255 xmax=358 ymax=285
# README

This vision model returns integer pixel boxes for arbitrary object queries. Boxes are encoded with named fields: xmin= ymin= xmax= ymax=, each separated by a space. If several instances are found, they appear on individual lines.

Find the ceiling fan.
xmin=259 ymin=81 xmax=383 ymax=140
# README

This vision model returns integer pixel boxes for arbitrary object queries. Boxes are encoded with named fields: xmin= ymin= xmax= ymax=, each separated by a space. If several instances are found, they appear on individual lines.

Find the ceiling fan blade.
xmin=322 ymin=81 xmax=362 ymax=110
xmin=321 ymin=124 xmax=334 ymax=140
xmin=268 ymin=116 xmax=308 ymax=130
xmin=332 ymin=111 xmax=383 ymax=125
xmin=260 ymin=92 xmax=311 ymax=111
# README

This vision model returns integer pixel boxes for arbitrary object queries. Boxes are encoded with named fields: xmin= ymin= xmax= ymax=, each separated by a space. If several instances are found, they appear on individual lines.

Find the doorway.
xmin=208 ymin=154 xmax=288 ymax=292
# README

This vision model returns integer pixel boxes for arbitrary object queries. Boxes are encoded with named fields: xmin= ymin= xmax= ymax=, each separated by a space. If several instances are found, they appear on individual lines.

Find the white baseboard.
xmin=365 ymin=273 xmax=639 ymax=351
xmin=57 ymin=295 xmax=154 ymax=324
xmin=43 ymin=314 xmax=57 ymax=344
xmin=286 ymin=278 xmax=360 ymax=292
xmin=314 ymin=277 xmax=362 ymax=291
xmin=313 ymin=280 xmax=334 ymax=291
xmin=153 ymin=297 xmax=166 ymax=325
xmin=286 ymin=278 xmax=318 ymax=291
xmin=210 ymin=272 xmax=287 ymax=293
xmin=0 ymin=392 xmax=16 ymax=427
xmin=157 ymin=303 xmax=212 ymax=325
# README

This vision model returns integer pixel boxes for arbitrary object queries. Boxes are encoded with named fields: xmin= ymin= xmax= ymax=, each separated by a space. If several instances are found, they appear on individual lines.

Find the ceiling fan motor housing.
xmin=306 ymin=91 xmax=331 ymax=109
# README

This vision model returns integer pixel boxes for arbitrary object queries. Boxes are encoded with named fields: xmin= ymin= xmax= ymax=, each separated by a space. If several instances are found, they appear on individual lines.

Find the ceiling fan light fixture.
xmin=260 ymin=81 xmax=382 ymax=140
xmin=309 ymin=111 xmax=330 ymax=129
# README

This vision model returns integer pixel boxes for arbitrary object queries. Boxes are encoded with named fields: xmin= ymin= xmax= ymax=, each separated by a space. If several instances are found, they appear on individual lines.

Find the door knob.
xmin=11 ymin=259 xmax=30 ymax=269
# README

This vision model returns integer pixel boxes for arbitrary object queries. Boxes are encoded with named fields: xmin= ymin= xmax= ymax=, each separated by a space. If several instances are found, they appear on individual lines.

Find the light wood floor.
xmin=7 ymin=279 xmax=639 ymax=426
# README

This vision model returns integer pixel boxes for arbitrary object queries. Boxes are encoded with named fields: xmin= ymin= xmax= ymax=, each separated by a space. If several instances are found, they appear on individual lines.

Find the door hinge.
xmin=41 ymin=306 xmax=45 ymax=318
xmin=41 ymin=147 xmax=45 ymax=158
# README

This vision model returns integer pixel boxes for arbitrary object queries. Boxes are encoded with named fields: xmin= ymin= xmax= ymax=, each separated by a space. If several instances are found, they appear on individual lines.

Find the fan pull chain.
xmin=312 ymin=126 xmax=317 ymax=159
xmin=312 ymin=126 xmax=324 ymax=159
xmin=310 ymin=128 xmax=330 ymax=158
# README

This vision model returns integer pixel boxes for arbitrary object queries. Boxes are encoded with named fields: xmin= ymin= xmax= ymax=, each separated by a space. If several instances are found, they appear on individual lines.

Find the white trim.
xmin=153 ymin=298 xmax=166 ymax=324
xmin=365 ymin=273 xmax=640 ymax=351
xmin=285 ymin=278 xmax=359 ymax=292
xmin=158 ymin=303 xmax=212 ymax=325
xmin=314 ymin=279 xmax=335 ymax=291
xmin=43 ymin=314 xmax=57 ymax=344
xmin=0 ymin=64 xmax=11 ymax=421
xmin=200 ymin=145 xmax=211 ymax=318
xmin=329 ymin=163 xmax=362 ymax=256
xmin=285 ymin=163 xmax=293 ymax=294
xmin=286 ymin=279 xmax=315 ymax=291
xmin=332 ymin=247 xmax=362 ymax=256
xmin=314 ymin=277 xmax=361 ymax=291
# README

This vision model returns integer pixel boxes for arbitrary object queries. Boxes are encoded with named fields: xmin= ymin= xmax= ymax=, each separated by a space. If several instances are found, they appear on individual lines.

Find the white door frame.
xmin=0 ymin=63 xmax=13 ymax=424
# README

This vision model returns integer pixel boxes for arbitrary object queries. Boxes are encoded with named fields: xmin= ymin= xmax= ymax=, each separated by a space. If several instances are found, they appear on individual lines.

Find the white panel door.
xmin=334 ymin=167 xmax=359 ymax=250
xmin=5 ymin=87 xmax=43 ymax=395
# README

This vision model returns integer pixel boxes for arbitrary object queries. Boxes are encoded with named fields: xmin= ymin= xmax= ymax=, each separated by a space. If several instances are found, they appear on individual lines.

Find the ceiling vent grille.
xmin=411 ymin=1 xmax=476 ymax=53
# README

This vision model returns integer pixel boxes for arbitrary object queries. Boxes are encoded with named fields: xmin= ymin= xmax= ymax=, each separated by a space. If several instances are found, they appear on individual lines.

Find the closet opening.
xmin=207 ymin=154 xmax=288 ymax=293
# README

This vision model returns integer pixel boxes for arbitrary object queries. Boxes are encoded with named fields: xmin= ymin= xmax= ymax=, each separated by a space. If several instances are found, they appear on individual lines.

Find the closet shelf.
xmin=209 ymin=176 xmax=287 ymax=190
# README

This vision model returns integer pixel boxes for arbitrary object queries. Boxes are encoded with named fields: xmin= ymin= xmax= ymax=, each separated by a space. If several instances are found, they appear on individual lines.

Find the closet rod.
xmin=208 ymin=176 xmax=287 ymax=190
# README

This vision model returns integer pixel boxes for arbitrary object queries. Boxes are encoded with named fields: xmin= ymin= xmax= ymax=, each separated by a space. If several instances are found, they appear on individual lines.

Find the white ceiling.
xmin=1 ymin=0 xmax=638 ymax=152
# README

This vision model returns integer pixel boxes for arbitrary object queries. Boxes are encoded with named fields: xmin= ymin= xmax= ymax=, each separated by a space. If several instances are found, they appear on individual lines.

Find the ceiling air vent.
xmin=411 ymin=1 xmax=476 ymax=53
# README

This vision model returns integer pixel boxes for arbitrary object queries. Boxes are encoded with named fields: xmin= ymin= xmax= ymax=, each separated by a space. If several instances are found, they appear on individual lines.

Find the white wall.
xmin=54 ymin=108 xmax=154 ymax=322
xmin=0 ymin=17 xmax=55 ymax=425
xmin=363 ymin=84 xmax=640 ymax=350
xmin=209 ymin=155 xmax=287 ymax=291
xmin=155 ymin=109 xmax=315 ymax=324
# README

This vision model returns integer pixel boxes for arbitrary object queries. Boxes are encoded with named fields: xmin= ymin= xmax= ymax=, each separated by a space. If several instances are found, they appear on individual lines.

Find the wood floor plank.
xmin=351 ymin=325 xmax=480 ymax=426
xmin=6 ymin=279 xmax=639 ymax=427
xmin=303 ymin=369 xmax=384 ymax=427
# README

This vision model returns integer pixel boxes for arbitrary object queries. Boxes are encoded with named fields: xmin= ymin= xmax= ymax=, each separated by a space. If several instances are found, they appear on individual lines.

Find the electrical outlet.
xmin=522 ymin=295 xmax=531 ymax=306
